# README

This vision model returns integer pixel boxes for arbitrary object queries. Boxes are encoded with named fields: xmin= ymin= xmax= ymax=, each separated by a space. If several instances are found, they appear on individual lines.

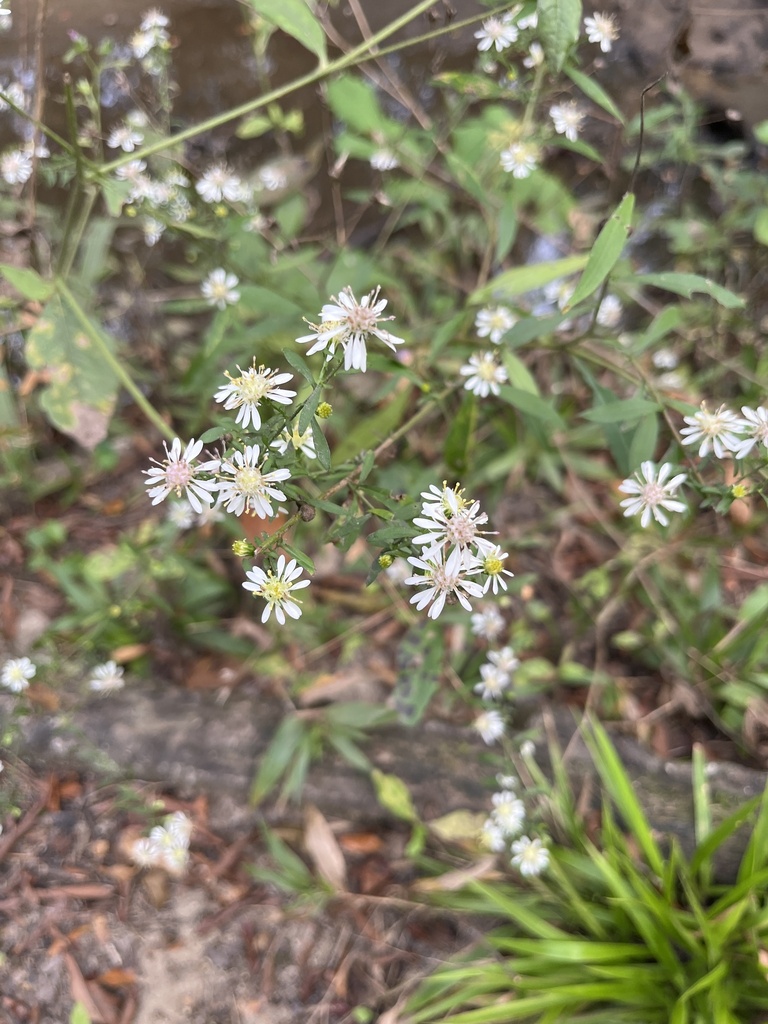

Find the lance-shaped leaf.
xmin=244 ymin=0 xmax=326 ymax=65
xmin=538 ymin=0 xmax=583 ymax=72
xmin=564 ymin=192 xmax=635 ymax=310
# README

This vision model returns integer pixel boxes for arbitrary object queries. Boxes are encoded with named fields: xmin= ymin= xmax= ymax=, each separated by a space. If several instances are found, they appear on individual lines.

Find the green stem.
xmin=56 ymin=186 xmax=97 ymax=279
xmin=56 ymin=278 xmax=176 ymax=443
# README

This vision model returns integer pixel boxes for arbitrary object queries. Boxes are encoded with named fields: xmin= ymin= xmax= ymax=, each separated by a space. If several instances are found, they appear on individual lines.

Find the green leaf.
xmin=581 ymin=397 xmax=659 ymax=424
xmin=631 ymin=305 xmax=683 ymax=355
xmin=502 ymin=351 xmax=539 ymax=394
xmin=298 ymin=384 xmax=323 ymax=434
xmin=25 ymin=295 xmax=119 ymax=447
xmin=755 ymin=119 xmax=768 ymax=145
xmin=250 ymin=715 xmax=307 ymax=805
xmin=0 ymin=263 xmax=53 ymax=301
xmin=628 ymin=413 xmax=659 ymax=467
xmin=565 ymin=65 xmax=625 ymax=124
xmin=333 ymin=386 xmax=411 ymax=463
xmin=636 ymin=272 xmax=744 ymax=309
xmin=538 ymin=0 xmax=583 ymax=72
xmin=444 ymin=393 xmax=476 ymax=475
xmin=311 ymin=418 xmax=331 ymax=470
xmin=70 ymin=1003 xmax=91 ymax=1024
xmin=394 ymin=627 xmax=442 ymax=726
xmin=283 ymin=349 xmax=316 ymax=386
xmin=498 ymin=385 xmax=565 ymax=428
xmin=371 ymin=769 xmax=418 ymax=822
xmin=325 ymin=74 xmax=385 ymax=134
xmin=244 ymin=0 xmax=326 ymax=63
xmin=0 ymin=364 xmax=19 ymax=429
xmin=470 ymin=254 xmax=588 ymax=304
xmin=199 ymin=425 xmax=228 ymax=443
xmin=236 ymin=114 xmax=273 ymax=140
xmin=565 ymin=192 xmax=635 ymax=309
xmin=280 ymin=541 xmax=315 ymax=575
xmin=99 ymin=176 xmax=133 ymax=216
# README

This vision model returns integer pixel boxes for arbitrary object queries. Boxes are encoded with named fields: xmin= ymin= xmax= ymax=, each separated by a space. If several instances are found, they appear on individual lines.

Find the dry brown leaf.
xmin=110 ymin=643 xmax=149 ymax=663
xmin=412 ymin=855 xmax=499 ymax=893
xmin=303 ymin=805 xmax=347 ymax=891
xmin=338 ymin=832 xmax=384 ymax=854
xmin=65 ymin=953 xmax=112 ymax=1024
xmin=96 ymin=968 xmax=138 ymax=989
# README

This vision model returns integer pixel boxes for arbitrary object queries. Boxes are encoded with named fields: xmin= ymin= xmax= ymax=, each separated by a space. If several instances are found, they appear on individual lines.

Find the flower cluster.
xmin=131 ymin=811 xmax=193 ymax=876
xmin=130 ymin=8 xmax=172 ymax=75
xmin=680 ymin=401 xmax=767 ymax=460
xmin=481 ymin=772 xmax=550 ymax=877
xmin=403 ymin=483 xmax=513 ymax=620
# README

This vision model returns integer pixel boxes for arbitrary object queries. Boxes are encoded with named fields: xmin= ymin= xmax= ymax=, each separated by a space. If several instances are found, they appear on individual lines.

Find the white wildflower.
xmin=510 ymin=835 xmax=550 ymax=876
xmin=492 ymin=790 xmax=526 ymax=835
xmin=217 ymin=444 xmax=290 ymax=518
xmin=412 ymin=490 xmax=490 ymax=555
xmin=550 ymin=100 xmax=586 ymax=142
xmin=88 ymin=661 xmax=125 ymax=694
xmin=297 ymin=286 xmax=404 ymax=373
xmin=474 ymin=662 xmax=511 ymax=701
xmin=489 ymin=646 xmax=520 ymax=675
xmin=474 ymin=709 xmax=505 ymax=745
xmin=195 ymin=163 xmax=245 ymax=204
xmin=481 ymin=817 xmax=508 ymax=852
xmin=214 ymin=362 xmax=295 ymax=430
xmin=1 ymin=656 xmax=36 ymax=693
xmin=1 ymin=148 xmax=33 ymax=185
xmin=471 ymin=604 xmax=505 ymax=641
xmin=618 ymin=461 xmax=687 ymax=528
xmin=523 ymin=42 xmax=544 ymax=68
xmin=404 ymin=544 xmax=484 ymax=620
xmin=516 ymin=12 xmax=538 ymax=31
xmin=164 ymin=811 xmax=193 ymax=842
xmin=500 ymin=141 xmax=539 ymax=179
xmin=370 ymin=148 xmax=399 ymax=171
xmin=584 ymin=11 xmax=619 ymax=52
xmin=596 ymin=293 xmax=622 ymax=328
xmin=271 ymin=422 xmax=316 ymax=460
xmin=651 ymin=348 xmax=678 ymax=370
xmin=475 ymin=306 xmax=516 ymax=344
xmin=140 ymin=8 xmax=170 ymax=30
xmin=733 ymin=406 xmax=768 ymax=459
xmin=474 ymin=16 xmax=518 ymax=52
xmin=142 ymin=217 xmax=165 ymax=246
xmin=201 ymin=268 xmax=240 ymax=310
xmin=166 ymin=501 xmax=195 ymax=529
xmin=680 ymin=402 xmax=743 ymax=459
xmin=107 ymin=124 xmax=144 ymax=152
xmin=243 ymin=555 xmax=311 ymax=625
xmin=520 ymin=739 xmax=536 ymax=759
xmin=257 ymin=163 xmax=287 ymax=192
xmin=144 ymin=437 xmax=219 ymax=514
xmin=478 ymin=543 xmax=514 ymax=595
xmin=460 ymin=352 xmax=508 ymax=397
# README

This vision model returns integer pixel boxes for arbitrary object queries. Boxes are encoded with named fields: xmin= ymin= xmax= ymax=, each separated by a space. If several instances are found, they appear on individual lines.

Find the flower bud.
xmin=317 ymin=402 xmax=333 ymax=419
xmin=232 ymin=539 xmax=255 ymax=558
xmin=378 ymin=553 xmax=394 ymax=569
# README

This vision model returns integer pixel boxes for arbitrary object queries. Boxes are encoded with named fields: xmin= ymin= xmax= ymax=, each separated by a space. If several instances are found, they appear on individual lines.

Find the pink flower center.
xmin=165 ymin=460 xmax=193 ymax=488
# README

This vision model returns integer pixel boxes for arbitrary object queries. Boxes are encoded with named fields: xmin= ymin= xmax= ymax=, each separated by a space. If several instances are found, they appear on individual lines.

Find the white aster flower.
xmin=475 ymin=305 xmax=516 ymax=344
xmin=474 ymin=16 xmax=518 ymax=52
xmin=166 ymin=501 xmax=195 ymax=529
xmin=544 ymin=278 xmax=576 ymax=312
xmin=523 ymin=42 xmax=544 ymax=68
xmin=596 ymin=293 xmax=623 ymax=328
xmin=202 ymin=268 xmax=240 ymax=310
xmin=500 ymin=141 xmax=539 ymax=179
xmin=651 ymin=348 xmax=678 ymax=370
xmin=481 ymin=817 xmax=508 ymax=852
xmin=460 ymin=352 xmax=508 ymax=397
xmin=370 ymin=148 xmax=399 ymax=171
xmin=492 ymin=790 xmax=526 ymax=835
xmin=164 ymin=811 xmax=193 ymax=842
xmin=243 ymin=555 xmax=310 ymax=625
xmin=257 ymin=163 xmax=288 ymax=192
xmin=107 ymin=124 xmax=144 ymax=152
xmin=474 ymin=709 xmax=505 ymax=745
xmin=496 ymin=772 xmax=517 ymax=789
xmin=478 ymin=543 xmax=514 ymax=594
xmin=88 ymin=661 xmax=125 ymax=694
xmin=140 ymin=8 xmax=170 ymax=30
xmin=297 ymin=285 xmax=404 ymax=373
xmin=217 ymin=444 xmax=290 ymax=518
xmin=144 ymin=437 xmax=219 ymax=514
xmin=680 ymin=402 xmax=743 ymax=459
xmin=733 ymin=406 xmax=768 ymax=459
xmin=404 ymin=544 xmax=484 ymax=620
xmin=413 ymin=493 xmax=490 ymax=555
xmin=1 ymin=148 xmax=33 ymax=185
xmin=471 ymin=604 xmax=505 ymax=641
xmin=510 ymin=835 xmax=550 ymax=876
xmin=520 ymin=739 xmax=536 ymax=759
xmin=517 ymin=12 xmax=538 ymax=30
xmin=271 ymin=422 xmax=316 ymax=460
xmin=1 ymin=656 xmax=36 ymax=693
xmin=474 ymin=662 xmax=511 ymax=701
xmin=131 ymin=836 xmax=156 ymax=868
xmin=148 ymin=823 xmax=189 ymax=875
xmin=130 ymin=28 xmax=160 ymax=59
xmin=584 ymin=11 xmax=619 ymax=52
xmin=214 ymin=362 xmax=295 ymax=430
xmin=115 ymin=158 xmax=147 ymax=187
xmin=550 ymin=100 xmax=586 ymax=142
xmin=618 ymin=461 xmax=687 ymax=528
xmin=489 ymin=646 xmax=520 ymax=675
xmin=195 ymin=163 xmax=245 ymax=204
xmin=142 ymin=217 xmax=165 ymax=246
